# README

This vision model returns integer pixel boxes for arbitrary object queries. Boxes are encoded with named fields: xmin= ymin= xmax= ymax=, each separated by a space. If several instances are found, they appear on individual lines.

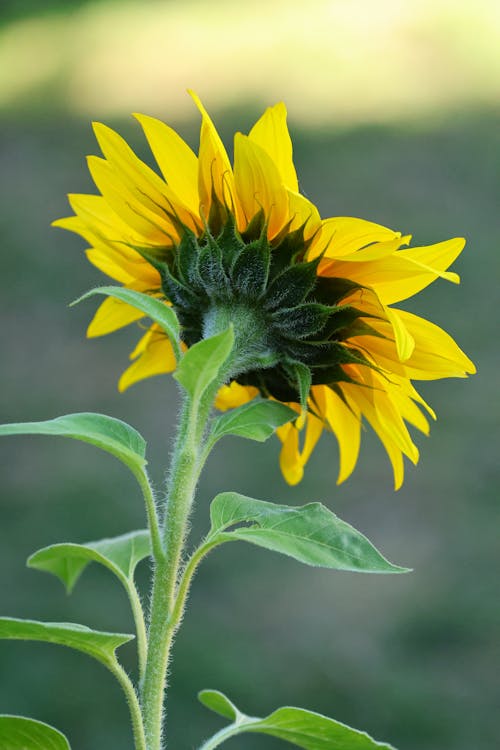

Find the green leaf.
xmin=198 ymin=690 xmax=240 ymax=721
xmin=0 ymin=413 xmax=146 ymax=476
xmin=28 ymin=530 xmax=151 ymax=594
xmin=199 ymin=690 xmax=396 ymax=750
xmin=209 ymin=493 xmax=409 ymax=574
xmin=211 ymin=399 xmax=296 ymax=443
xmin=174 ymin=327 xmax=234 ymax=400
xmin=73 ymin=286 xmax=182 ymax=360
xmin=0 ymin=617 xmax=133 ymax=669
xmin=0 ymin=716 xmax=71 ymax=750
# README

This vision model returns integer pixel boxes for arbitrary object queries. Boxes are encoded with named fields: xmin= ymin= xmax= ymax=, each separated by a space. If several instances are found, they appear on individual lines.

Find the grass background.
xmin=0 ymin=2 xmax=498 ymax=749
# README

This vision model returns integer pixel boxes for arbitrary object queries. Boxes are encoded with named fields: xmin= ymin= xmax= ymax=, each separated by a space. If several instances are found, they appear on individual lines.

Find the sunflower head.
xmin=145 ymin=207 xmax=375 ymax=409
xmin=54 ymin=92 xmax=475 ymax=489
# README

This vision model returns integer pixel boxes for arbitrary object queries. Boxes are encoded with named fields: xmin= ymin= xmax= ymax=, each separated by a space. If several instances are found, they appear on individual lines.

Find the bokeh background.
xmin=0 ymin=1 xmax=498 ymax=748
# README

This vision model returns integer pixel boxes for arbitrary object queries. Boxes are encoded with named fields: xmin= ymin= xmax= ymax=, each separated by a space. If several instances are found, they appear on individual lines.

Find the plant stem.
xmin=135 ymin=469 xmax=164 ymax=564
xmin=141 ymin=391 xmax=207 ymax=750
xmin=128 ymin=580 xmax=148 ymax=681
xmin=197 ymin=722 xmax=245 ymax=750
xmin=169 ymin=539 xmax=219 ymax=631
xmin=110 ymin=661 xmax=147 ymax=750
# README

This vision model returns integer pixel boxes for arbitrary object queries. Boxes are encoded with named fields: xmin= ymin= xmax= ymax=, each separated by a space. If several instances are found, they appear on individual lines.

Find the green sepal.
xmin=0 ymin=716 xmax=71 ymax=750
xmin=285 ymin=360 xmax=311 ymax=418
xmin=272 ymin=303 xmax=331 ymax=340
xmin=28 ymin=530 xmax=151 ymax=594
xmin=229 ymin=239 xmax=270 ymax=299
xmin=0 ymin=413 xmax=146 ymax=476
xmin=208 ymin=493 xmax=409 ymax=574
xmin=174 ymin=327 xmax=234 ymax=400
xmin=198 ymin=242 xmax=232 ymax=300
xmin=0 ymin=617 xmax=133 ymax=670
xmin=198 ymin=689 xmax=397 ymax=750
xmin=176 ymin=228 xmax=204 ymax=290
xmin=264 ymin=260 xmax=318 ymax=311
xmin=210 ymin=399 xmax=296 ymax=443
xmin=71 ymin=286 xmax=182 ymax=360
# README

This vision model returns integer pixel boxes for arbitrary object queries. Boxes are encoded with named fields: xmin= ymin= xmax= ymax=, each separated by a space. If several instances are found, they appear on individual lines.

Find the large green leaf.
xmin=208 ymin=493 xmax=408 ymax=574
xmin=0 ymin=716 xmax=71 ymax=750
xmin=0 ymin=413 xmax=146 ymax=475
xmin=0 ymin=617 xmax=133 ymax=669
xmin=73 ymin=286 xmax=182 ymax=360
xmin=210 ymin=400 xmax=296 ymax=443
xmin=199 ymin=690 xmax=396 ymax=750
xmin=28 ymin=530 xmax=151 ymax=593
xmin=174 ymin=328 xmax=234 ymax=400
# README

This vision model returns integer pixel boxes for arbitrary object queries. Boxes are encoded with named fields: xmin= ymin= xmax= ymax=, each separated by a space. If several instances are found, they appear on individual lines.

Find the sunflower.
xmin=54 ymin=92 xmax=475 ymax=489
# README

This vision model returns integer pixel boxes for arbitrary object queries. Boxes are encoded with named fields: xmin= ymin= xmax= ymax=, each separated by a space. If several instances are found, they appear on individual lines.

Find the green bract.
xmin=157 ymin=218 xmax=374 ymax=401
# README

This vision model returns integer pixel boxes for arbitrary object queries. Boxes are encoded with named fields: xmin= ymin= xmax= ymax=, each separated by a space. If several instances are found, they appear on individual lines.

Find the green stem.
xmin=134 ymin=469 xmax=164 ymax=564
xmin=141 ymin=391 xmax=208 ymax=750
xmin=198 ymin=721 xmax=245 ymax=750
xmin=127 ymin=580 xmax=148 ymax=680
xmin=170 ymin=539 xmax=219 ymax=631
xmin=109 ymin=661 xmax=147 ymax=750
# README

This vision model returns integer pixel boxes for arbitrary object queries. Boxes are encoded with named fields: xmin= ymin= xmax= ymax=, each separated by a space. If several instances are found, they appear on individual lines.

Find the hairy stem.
xmin=135 ymin=469 xmax=164 ymax=564
xmin=109 ymin=661 xmax=147 ymax=750
xmin=128 ymin=580 xmax=148 ymax=681
xmin=198 ymin=722 xmax=245 ymax=750
xmin=141 ymin=391 xmax=208 ymax=750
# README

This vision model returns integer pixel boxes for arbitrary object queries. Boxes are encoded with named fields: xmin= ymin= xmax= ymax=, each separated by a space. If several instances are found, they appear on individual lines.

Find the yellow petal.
xmin=93 ymin=122 xmax=172 ymax=211
xmin=189 ymin=91 xmax=244 ymax=228
xmin=86 ymin=248 xmax=136 ymax=284
xmin=314 ymin=385 xmax=361 ymax=485
xmin=87 ymin=295 xmax=145 ymax=337
xmin=277 ymin=422 xmax=304 ymax=485
xmin=287 ymin=190 xmax=322 ymax=238
xmin=87 ymin=155 xmax=175 ymax=243
xmin=332 ymin=238 xmax=464 ymax=306
xmin=133 ymin=113 xmax=200 ymax=217
xmin=68 ymin=193 xmax=140 ymax=243
xmin=309 ymin=216 xmax=401 ymax=260
xmin=119 ymin=332 xmax=176 ymax=392
xmin=389 ymin=386 xmax=431 ymax=436
xmin=248 ymin=102 xmax=299 ymax=193
xmin=300 ymin=410 xmax=324 ymax=466
xmin=342 ymin=380 xmax=408 ymax=491
xmin=215 ymin=382 xmax=259 ymax=411
xmin=233 ymin=133 xmax=289 ymax=239
xmin=52 ymin=215 xmax=89 ymax=235
xmin=364 ymin=310 xmax=475 ymax=380
xmin=395 ymin=309 xmax=476 ymax=377
xmin=85 ymin=246 xmax=161 ymax=286
xmin=384 ymin=306 xmax=415 ymax=362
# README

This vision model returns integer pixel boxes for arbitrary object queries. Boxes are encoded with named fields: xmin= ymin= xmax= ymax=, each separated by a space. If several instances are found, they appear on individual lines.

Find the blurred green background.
xmin=0 ymin=1 xmax=498 ymax=748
